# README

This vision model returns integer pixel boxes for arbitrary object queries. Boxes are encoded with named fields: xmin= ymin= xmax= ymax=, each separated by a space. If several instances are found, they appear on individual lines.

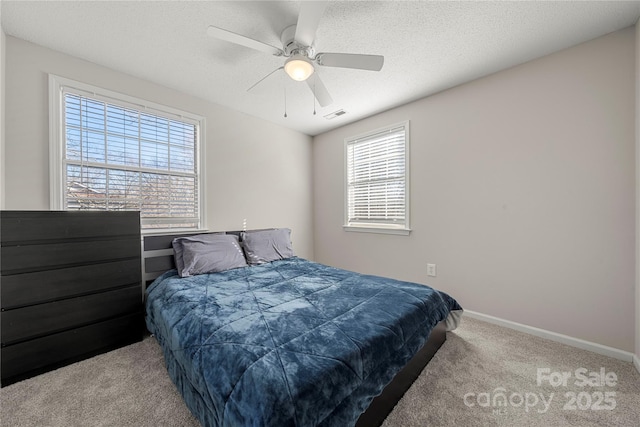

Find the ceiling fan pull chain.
xmin=284 ymin=85 xmax=288 ymax=118
xmin=313 ymin=77 xmax=317 ymax=115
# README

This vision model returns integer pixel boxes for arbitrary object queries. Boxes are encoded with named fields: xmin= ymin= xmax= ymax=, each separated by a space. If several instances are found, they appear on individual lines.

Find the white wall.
xmin=1 ymin=25 xmax=5 ymax=209
xmin=3 ymin=36 xmax=314 ymax=259
xmin=635 ymin=20 xmax=640 ymax=365
xmin=314 ymin=28 xmax=636 ymax=352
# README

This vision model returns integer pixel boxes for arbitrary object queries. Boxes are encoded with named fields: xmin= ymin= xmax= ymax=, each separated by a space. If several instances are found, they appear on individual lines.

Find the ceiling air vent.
xmin=324 ymin=109 xmax=347 ymax=120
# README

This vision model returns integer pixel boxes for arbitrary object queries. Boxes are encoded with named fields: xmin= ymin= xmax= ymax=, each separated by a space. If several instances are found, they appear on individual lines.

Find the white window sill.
xmin=343 ymin=225 xmax=411 ymax=236
xmin=141 ymin=228 xmax=209 ymax=236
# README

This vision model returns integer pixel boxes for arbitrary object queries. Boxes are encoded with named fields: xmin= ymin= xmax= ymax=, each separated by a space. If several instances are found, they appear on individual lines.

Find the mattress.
xmin=145 ymin=257 xmax=462 ymax=427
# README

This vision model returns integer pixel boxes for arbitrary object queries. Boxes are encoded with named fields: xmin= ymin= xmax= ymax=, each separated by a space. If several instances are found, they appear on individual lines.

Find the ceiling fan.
xmin=206 ymin=1 xmax=384 ymax=108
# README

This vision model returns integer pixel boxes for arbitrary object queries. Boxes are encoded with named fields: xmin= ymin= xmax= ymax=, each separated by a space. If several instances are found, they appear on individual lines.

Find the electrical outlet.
xmin=427 ymin=264 xmax=437 ymax=277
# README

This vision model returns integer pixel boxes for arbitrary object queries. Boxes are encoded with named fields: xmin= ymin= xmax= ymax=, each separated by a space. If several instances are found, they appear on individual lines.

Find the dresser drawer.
xmin=0 ymin=211 xmax=140 ymax=243
xmin=1 ymin=285 xmax=141 ymax=345
xmin=1 ymin=237 xmax=140 ymax=275
xmin=1 ymin=312 xmax=143 ymax=385
xmin=1 ymin=259 xmax=141 ymax=309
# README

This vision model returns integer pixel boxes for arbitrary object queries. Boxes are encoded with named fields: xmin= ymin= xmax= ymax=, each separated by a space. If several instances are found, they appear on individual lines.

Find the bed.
xmin=144 ymin=229 xmax=462 ymax=427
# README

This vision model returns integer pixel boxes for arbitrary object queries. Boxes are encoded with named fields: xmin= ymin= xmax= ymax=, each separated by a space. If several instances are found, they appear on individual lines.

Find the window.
xmin=344 ymin=121 xmax=410 ymax=235
xmin=49 ymin=75 xmax=205 ymax=232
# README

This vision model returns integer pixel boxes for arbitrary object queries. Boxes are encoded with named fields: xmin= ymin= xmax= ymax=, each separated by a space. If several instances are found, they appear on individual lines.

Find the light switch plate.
xmin=427 ymin=264 xmax=437 ymax=277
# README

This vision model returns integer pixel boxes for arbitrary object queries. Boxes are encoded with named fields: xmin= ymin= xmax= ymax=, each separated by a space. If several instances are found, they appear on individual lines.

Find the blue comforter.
xmin=146 ymin=257 xmax=462 ymax=427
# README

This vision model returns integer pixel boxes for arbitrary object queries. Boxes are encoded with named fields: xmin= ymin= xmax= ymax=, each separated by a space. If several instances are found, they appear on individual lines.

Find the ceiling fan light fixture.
xmin=284 ymin=55 xmax=315 ymax=81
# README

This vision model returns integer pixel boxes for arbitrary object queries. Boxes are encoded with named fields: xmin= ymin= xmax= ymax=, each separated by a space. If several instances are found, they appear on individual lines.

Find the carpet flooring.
xmin=1 ymin=317 xmax=638 ymax=427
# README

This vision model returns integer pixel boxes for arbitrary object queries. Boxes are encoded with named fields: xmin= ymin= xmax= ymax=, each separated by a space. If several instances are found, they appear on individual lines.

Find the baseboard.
xmin=463 ymin=310 xmax=635 ymax=363
xmin=633 ymin=354 xmax=640 ymax=374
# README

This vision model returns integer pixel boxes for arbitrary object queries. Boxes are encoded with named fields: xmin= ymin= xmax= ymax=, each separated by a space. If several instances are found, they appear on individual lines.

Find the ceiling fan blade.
xmin=247 ymin=67 xmax=284 ymax=92
xmin=207 ymin=25 xmax=283 ymax=56
xmin=316 ymin=53 xmax=384 ymax=71
xmin=294 ymin=1 xmax=327 ymax=46
xmin=307 ymin=74 xmax=333 ymax=108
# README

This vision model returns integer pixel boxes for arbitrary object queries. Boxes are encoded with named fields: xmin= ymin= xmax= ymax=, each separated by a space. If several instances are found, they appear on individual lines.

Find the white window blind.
xmin=345 ymin=122 xmax=410 ymax=233
xmin=50 ymin=76 xmax=205 ymax=232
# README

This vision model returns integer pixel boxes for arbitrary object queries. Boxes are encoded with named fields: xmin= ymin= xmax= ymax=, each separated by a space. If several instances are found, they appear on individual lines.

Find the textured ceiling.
xmin=2 ymin=1 xmax=640 ymax=136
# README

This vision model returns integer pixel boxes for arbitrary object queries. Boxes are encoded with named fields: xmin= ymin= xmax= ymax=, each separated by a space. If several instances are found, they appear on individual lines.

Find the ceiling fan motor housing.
xmin=281 ymin=25 xmax=315 ymax=58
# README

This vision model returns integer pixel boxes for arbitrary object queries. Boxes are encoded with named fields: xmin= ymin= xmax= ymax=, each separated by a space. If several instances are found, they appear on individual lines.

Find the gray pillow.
xmin=172 ymin=232 xmax=224 ymax=275
xmin=173 ymin=234 xmax=247 ymax=277
xmin=241 ymin=228 xmax=294 ymax=265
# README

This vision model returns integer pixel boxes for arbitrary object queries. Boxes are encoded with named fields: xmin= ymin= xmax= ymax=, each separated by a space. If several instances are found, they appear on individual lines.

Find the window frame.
xmin=343 ymin=120 xmax=411 ymax=235
xmin=48 ymin=74 xmax=207 ymax=234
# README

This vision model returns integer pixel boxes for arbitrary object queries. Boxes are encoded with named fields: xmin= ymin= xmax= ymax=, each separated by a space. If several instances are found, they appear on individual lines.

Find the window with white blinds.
xmin=49 ymin=75 xmax=205 ymax=232
xmin=345 ymin=121 xmax=410 ymax=234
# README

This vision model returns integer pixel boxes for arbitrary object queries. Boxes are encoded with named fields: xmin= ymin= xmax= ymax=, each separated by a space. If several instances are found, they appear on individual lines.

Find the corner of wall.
xmin=635 ymin=18 xmax=640 ymax=370
xmin=1 ymin=27 xmax=6 ymax=210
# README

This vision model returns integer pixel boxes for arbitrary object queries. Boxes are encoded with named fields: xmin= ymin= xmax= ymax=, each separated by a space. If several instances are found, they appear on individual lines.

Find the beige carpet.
xmin=1 ymin=317 xmax=639 ymax=427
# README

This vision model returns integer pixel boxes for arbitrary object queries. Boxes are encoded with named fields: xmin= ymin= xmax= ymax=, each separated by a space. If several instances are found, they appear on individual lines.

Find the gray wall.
xmin=313 ymin=28 xmax=636 ymax=352
xmin=1 ymin=25 xmax=5 ymax=209
xmin=636 ymin=20 xmax=640 ymax=363
xmin=3 ymin=37 xmax=314 ymax=259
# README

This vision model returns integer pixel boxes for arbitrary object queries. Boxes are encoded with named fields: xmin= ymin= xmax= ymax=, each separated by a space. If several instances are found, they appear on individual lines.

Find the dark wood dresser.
xmin=1 ymin=210 xmax=143 ymax=386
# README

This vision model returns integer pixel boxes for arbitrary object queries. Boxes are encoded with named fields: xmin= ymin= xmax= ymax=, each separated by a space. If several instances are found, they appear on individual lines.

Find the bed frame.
xmin=141 ymin=231 xmax=446 ymax=427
